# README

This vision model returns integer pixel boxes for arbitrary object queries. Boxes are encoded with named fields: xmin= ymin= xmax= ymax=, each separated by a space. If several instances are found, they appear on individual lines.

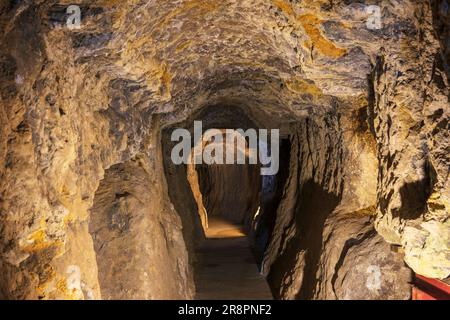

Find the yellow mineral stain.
xmin=272 ymin=0 xmax=295 ymax=17
xmin=286 ymin=77 xmax=323 ymax=96
xmin=161 ymin=65 xmax=172 ymax=94
xmin=55 ymin=278 xmax=79 ymax=300
xmin=271 ymin=0 xmax=347 ymax=59
xmin=427 ymin=192 xmax=449 ymax=213
xmin=96 ymin=0 xmax=128 ymax=7
xmin=351 ymin=205 xmax=377 ymax=217
xmin=22 ymin=214 xmax=64 ymax=255
xmin=23 ymin=230 xmax=52 ymax=253
xmin=298 ymin=14 xmax=347 ymax=58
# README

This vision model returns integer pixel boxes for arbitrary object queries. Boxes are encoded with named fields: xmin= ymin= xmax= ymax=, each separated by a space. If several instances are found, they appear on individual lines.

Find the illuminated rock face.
xmin=0 ymin=0 xmax=448 ymax=299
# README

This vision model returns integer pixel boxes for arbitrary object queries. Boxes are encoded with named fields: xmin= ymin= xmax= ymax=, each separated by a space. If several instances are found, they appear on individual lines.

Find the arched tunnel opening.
xmin=161 ymin=105 xmax=289 ymax=299
xmin=0 ymin=0 xmax=449 ymax=302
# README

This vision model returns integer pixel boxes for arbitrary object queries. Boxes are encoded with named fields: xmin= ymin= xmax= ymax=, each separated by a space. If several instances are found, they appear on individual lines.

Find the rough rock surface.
xmin=196 ymin=163 xmax=261 ymax=225
xmin=0 ymin=0 xmax=448 ymax=299
xmin=332 ymin=227 xmax=412 ymax=300
xmin=90 ymin=156 xmax=193 ymax=299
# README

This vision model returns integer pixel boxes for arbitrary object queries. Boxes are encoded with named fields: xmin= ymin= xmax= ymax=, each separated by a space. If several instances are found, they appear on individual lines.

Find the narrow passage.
xmin=195 ymin=217 xmax=273 ymax=300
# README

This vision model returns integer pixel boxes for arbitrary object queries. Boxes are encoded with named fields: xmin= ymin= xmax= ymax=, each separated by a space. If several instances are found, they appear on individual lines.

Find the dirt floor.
xmin=195 ymin=217 xmax=273 ymax=300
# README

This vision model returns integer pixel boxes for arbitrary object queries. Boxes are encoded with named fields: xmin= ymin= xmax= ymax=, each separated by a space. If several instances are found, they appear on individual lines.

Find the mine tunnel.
xmin=0 ymin=0 xmax=449 ymax=301
xmin=162 ymin=105 xmax=287 ymax=299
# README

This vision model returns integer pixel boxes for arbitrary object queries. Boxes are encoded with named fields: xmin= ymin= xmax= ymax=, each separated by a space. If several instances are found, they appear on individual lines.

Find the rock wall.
xmin=372 ymin=1 xmax=450 ymax=279
xmin=196 ymin=163 xmax=261 ymax=225
xmin=0 ymin=1 xmax=195 ymax=299
xmin=259 ymin=109 xmax=408 ymax=299
xmin=89 ymin=156 xmax=193 ymax=299
xmin=261 ymin=110 xmax=413 ymax=300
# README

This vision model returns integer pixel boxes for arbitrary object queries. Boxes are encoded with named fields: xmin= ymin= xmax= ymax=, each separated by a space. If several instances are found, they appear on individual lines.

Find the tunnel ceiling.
xmin=0 ymin=0 xmax=449 ymax=300
xmin=0 ymin=0 xmax=421 ymax=127
xmin=41 ymin=0 xmax=380 ymax=124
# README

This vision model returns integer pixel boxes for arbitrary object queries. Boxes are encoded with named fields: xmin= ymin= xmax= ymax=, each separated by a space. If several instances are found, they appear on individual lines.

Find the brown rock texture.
xmin=89 ymin=156 xmax=193 ymax=299
xmin=196 ymin=163 xmax=261 ymax=226
xmin=0 ymin=0 xmax=448 ymax=299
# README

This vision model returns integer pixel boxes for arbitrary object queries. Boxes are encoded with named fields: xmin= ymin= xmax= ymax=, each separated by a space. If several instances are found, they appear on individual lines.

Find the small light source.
xmin=253 ymin=206 xmax=261 ymax=221
xmin=252 ymin=207 xmax=261 ymax=230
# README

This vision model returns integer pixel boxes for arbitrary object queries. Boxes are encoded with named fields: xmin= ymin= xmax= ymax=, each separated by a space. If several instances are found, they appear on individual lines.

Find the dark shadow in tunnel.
xmin=252 ymin=138 xmax=291 ymax=267
xmin=267 ymin=179 xmax=342 ymax=300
